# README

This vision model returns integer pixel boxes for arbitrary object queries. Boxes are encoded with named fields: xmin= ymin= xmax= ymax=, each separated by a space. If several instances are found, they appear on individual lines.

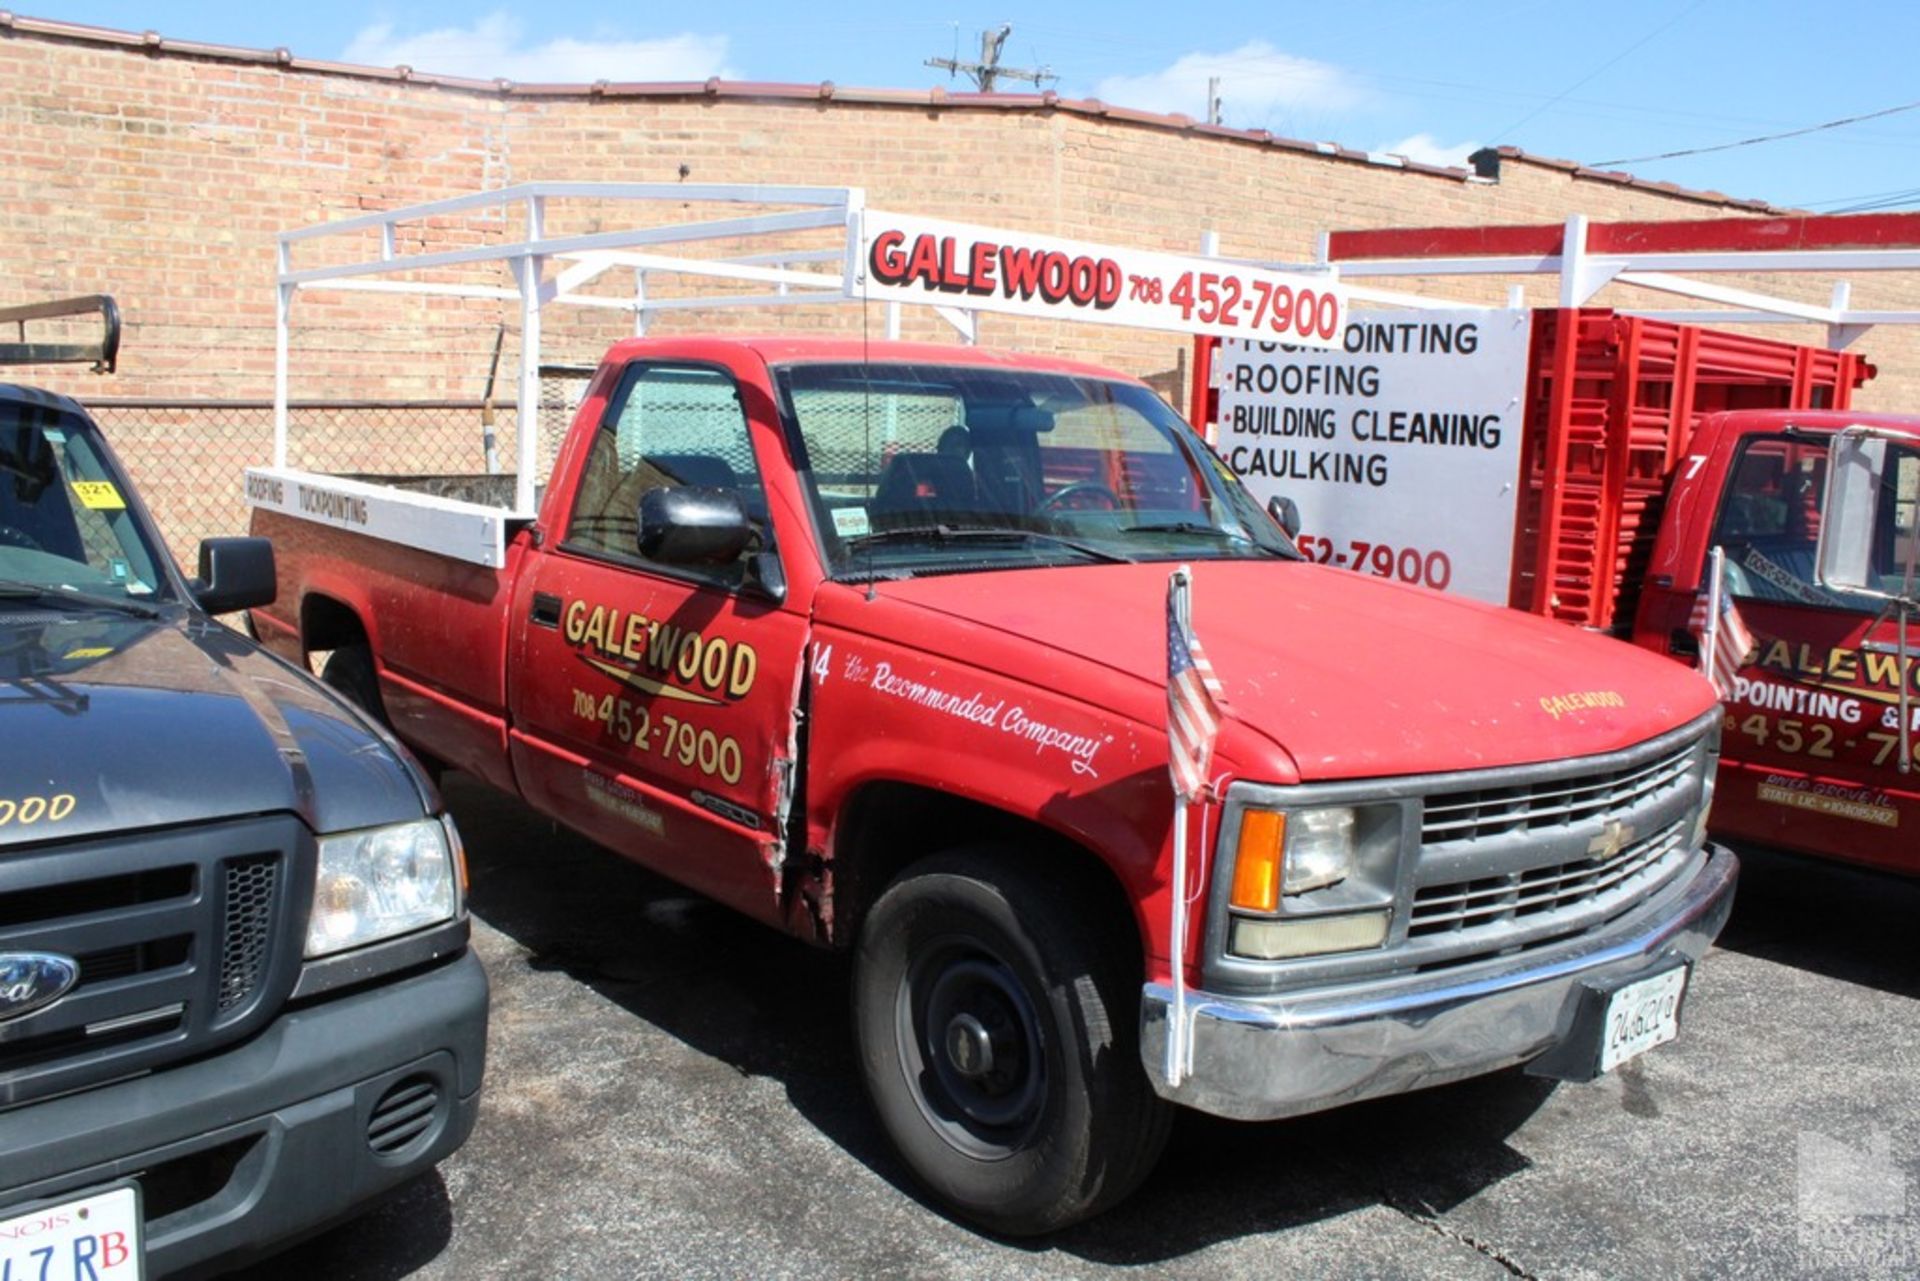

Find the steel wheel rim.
xmin=896 ymin=937 xmax=1047 ymax=1158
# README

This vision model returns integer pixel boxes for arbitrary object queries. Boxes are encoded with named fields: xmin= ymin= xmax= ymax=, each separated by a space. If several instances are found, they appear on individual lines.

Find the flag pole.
xmin=1703 ymin=545 xmax=1725 ymax=682
xmin=1166 ymin=565 xmax=1192 ymax=1089
xmin=1168 ymin=793 xmax=1190 ymax=1087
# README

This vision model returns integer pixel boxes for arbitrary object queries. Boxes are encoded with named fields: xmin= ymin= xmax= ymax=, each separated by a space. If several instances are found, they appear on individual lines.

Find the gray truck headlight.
xmin=305 ymin=817 xmax=461 ymax=959
xmin=1225 ymin=797 xmax=1400 ymax=961
xmin=1283 ymin=806 xmax=1356 ymax=894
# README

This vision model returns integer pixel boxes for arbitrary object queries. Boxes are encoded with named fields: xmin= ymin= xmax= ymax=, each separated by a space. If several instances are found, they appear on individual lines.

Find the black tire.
xmin=320 ymin=644 xmax=388 ymax=726
xmin=852 ymin=848 xmax=1173 ymax=1236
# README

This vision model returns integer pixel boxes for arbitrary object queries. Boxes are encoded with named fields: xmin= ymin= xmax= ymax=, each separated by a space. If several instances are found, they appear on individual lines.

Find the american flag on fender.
xmin=1691 ymin=546 xmax=1759 ymax=700
xmin=1167 ymin=567 xmax=1226 ymax=802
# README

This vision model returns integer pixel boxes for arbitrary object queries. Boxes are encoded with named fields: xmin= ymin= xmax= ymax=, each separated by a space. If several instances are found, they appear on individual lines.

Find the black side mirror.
xmin=638 ymin=486 xmax=754 ymax=566
xmin=1267 ymin=495 xmax=1301 ymax=539
xmin=194 ymin=536 xmax=276 ymax=614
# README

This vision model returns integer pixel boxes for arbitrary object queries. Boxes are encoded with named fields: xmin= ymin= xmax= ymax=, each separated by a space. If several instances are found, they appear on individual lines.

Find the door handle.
xmin=530 ymin=592 xmax=563 ymax=628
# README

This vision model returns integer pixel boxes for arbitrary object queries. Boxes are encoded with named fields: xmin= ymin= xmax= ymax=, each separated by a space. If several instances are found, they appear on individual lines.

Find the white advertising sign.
xmin=857 ymin=212 xmax=1349 ymax=347
xmin=1215 ymin=309 xmax=1533 ymax=603
xmin=244 ymin=467 xmax=510 ymax=567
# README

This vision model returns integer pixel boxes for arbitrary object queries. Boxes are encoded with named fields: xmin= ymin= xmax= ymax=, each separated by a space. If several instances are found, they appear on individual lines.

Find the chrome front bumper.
xmin=1140 ymin=844 xmax=1738 ymax=1121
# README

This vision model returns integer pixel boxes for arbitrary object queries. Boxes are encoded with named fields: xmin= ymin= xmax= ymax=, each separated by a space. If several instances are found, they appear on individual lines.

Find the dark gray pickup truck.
xmin=0 ymin=297 xmax=486 ymax=1278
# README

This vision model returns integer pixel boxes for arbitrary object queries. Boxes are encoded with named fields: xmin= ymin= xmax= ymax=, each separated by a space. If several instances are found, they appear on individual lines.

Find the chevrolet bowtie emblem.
xmin=1587 ymin=819 xmax=1636 ymax=860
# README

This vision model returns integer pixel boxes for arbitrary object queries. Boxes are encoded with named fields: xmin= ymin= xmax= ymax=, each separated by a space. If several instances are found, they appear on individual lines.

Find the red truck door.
xmin=505 ymin=357 xmax=809 ymax=924
xmin=1687 ymin=430 xmax=1917 ymax=874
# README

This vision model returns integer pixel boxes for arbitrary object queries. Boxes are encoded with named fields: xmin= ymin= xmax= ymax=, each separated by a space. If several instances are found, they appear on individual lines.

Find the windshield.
xmin=777 ymin=361 xmax=1298 ymax=579
xmin=0 ymin=399 xmax=170 ymax=603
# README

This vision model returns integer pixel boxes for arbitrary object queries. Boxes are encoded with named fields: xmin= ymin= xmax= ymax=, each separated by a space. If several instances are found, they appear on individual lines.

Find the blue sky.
xmin=28 ymin=1 xmax=1920 ymax=211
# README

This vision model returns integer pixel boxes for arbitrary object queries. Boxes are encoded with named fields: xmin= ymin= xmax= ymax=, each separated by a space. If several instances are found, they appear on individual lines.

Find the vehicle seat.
xmin=869 ymin=453 xmax=980 ymax=528
xmin=0 ymin=467 xmax=86 ymax=562
xmin=971 ymin=447 xmax=1039 ymax=515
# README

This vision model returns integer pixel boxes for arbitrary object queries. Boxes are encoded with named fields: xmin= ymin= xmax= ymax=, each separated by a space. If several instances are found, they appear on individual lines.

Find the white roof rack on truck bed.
xmin=251 ymin=182 xmax=1369 ymax=566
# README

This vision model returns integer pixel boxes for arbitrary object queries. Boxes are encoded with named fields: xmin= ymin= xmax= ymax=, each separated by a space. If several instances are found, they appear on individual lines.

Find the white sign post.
xmin=857 ymin=212 xmax=1350 ymax=347
xmin=1215 ymin=308 xmax=1533 ymax=603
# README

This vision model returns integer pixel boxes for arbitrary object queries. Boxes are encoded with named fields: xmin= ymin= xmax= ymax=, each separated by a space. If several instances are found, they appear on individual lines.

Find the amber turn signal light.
xmin=1230 ymin=809 xmax=1286 ymax=913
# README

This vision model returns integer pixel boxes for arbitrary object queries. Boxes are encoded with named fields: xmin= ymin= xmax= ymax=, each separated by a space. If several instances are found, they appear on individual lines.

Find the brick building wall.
xmin=4 ymin=18 xmax=1916 ymax=553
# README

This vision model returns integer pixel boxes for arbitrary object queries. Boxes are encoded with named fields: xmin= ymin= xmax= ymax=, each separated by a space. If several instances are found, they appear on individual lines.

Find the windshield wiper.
xmin=0 ymin=579 xmax=160 ymax=619
xmin=845 ymin=524 xmax=1134 ymax=565
xmin=1122 ymin=520 xmax=1294 ymax=556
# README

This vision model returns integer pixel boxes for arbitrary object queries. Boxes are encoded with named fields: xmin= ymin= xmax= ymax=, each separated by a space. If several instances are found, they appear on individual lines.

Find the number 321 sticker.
xmin=71 ymin=481 xmax=126 ymax=510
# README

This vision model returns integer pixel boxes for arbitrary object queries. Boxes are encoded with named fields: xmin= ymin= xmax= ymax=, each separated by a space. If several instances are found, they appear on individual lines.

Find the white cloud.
xmin=342 ymin=12 xmax=738 ymax=83
xmin=1375 ymin=132 xmax=1479 ymax=169
xmin=1091 ymin=41 xmax=1365 ymax=121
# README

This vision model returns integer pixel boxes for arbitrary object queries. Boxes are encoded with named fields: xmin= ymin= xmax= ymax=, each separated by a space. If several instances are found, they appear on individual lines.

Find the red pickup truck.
xmin=249 ymin=332 xmax=1737 ymax=1232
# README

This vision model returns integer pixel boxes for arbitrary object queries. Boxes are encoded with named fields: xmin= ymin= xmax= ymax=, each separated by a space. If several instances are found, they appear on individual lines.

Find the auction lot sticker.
xmin=858 ymin=212 xmax=1349 ymax=347
xmin=1216 ymin=308 xmax=1532 ymax=603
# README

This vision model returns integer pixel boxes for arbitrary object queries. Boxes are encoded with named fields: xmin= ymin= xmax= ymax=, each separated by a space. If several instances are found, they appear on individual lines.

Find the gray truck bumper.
xmin=0 ymin=949 xmax=488 ymax=1278
xmin=1141 ymin=845 xmax=1737 ymax=1121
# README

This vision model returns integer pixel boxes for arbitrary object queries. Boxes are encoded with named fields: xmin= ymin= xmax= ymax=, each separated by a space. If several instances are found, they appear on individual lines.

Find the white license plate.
xmin=0 ymin=1185 xmax=142 ymax=1281
xmin=1599 ymin=966 xmax=1688 ymax=1074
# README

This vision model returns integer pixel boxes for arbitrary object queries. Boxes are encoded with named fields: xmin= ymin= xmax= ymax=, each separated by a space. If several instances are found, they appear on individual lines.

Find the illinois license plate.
xmin=1599 ymin=966 xmax=1688 ymax=1074
xmin=0 ymin=1185 xmax=142 ymax=1281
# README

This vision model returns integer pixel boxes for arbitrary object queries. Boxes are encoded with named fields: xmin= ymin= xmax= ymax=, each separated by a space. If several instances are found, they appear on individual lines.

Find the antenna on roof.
xmin=925 ymin=24 xmax=1055 ymax=94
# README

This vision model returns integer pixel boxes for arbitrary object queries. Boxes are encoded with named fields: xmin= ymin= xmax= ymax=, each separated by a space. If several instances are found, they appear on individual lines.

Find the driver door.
xmin=507 ymin=357 xmax=809 ymax=925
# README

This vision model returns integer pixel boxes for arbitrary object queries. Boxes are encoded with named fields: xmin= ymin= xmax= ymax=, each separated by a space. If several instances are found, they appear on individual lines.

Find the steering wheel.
xmin=1035 ymin=482 xmax=1122 ymax=514
xmin=0 ymin=524 xmax=42 ymax=551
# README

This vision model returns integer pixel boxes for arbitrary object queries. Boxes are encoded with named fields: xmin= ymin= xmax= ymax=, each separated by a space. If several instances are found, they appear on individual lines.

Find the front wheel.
xmin=320 ymin=643 xmax=388 ymax=726
xmin=852 ymin=849 xmax=1172 ymax=1235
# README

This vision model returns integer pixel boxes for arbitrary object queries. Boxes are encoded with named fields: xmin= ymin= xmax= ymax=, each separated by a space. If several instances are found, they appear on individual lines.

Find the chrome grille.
xmin=1420 ymin=739 xmax=1695 ymax=844
xmin=1411 ymin=818 xmax=1690 ymax=936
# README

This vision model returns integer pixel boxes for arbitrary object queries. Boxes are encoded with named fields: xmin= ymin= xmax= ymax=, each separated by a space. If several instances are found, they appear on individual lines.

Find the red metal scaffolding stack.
xmin=1513 ymin=309 xmax=1873 ymax=629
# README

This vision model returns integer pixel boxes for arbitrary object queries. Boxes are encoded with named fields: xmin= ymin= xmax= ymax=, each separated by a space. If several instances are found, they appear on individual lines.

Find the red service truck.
xmin=246 ymin=187 xmax=1739 ymax=1233
xmin=1202 ymin=293 xmax=1918 ymax=879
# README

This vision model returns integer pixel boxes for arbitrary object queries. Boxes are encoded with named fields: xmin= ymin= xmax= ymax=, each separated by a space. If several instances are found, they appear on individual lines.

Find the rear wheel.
xmin=852 ymin=848 xmax=1172 ymax=1235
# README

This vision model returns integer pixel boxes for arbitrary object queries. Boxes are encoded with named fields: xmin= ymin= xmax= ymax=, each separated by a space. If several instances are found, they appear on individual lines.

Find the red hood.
xmin=873 ymin=560 xmax=1718 ymax=782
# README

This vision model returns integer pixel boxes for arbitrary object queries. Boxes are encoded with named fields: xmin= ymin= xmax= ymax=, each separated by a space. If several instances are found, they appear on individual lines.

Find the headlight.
xmin=1283 ymin=807 xmax=1355 ymax=894
xmin=305 ymin=816 xmax=461 ymax=959
xmin=1230 ymin=910 xmax=1389 ymax=960
xmin=1223 ymin=797 xmax=1398 ymax=961
xmin=1229 ymin=804 xmax=1358 ymax=912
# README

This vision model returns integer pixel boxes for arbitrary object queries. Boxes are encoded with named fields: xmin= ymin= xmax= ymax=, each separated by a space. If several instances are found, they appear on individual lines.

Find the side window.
xmin=564 ymin=364 xmax=769 ymax=586
xmin=1882 ymin=449 xmax=1920 ymax=593
xmin=1709 ymin=436 xmax=1834 ymax=607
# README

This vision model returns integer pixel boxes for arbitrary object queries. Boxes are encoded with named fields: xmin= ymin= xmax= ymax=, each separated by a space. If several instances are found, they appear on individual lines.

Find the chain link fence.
xmin=85 ymin=371 xmax=590 ymax=566
xmin=80 ymin=358 xmax=1183 ymax=569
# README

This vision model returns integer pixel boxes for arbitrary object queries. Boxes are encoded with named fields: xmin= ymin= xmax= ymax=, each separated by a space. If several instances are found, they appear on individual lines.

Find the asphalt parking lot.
xmin=243 ymin=775 xmax=1919 ymax=1281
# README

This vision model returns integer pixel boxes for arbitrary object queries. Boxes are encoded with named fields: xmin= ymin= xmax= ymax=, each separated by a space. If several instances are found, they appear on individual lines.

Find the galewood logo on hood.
xmin=1539 ymin=690 xmax=1627 ymax=720
xmin=0 ymin=952 xmax=80 ymax=1022
xmin=563 ymin=599 xmax=759 ymax=706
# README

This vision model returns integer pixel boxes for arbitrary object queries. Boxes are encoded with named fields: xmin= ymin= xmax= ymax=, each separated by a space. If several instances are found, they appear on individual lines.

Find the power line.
xmin=1792 ymin=185 xmax=1920 ymax=210
xmin=1489 ymin=0 xmax=1709 ymax=143
xmin=1593 ymin=97 xmax=1920 ymax=166
xmin=1832 ymin=189 xmax=1920 ymax=214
